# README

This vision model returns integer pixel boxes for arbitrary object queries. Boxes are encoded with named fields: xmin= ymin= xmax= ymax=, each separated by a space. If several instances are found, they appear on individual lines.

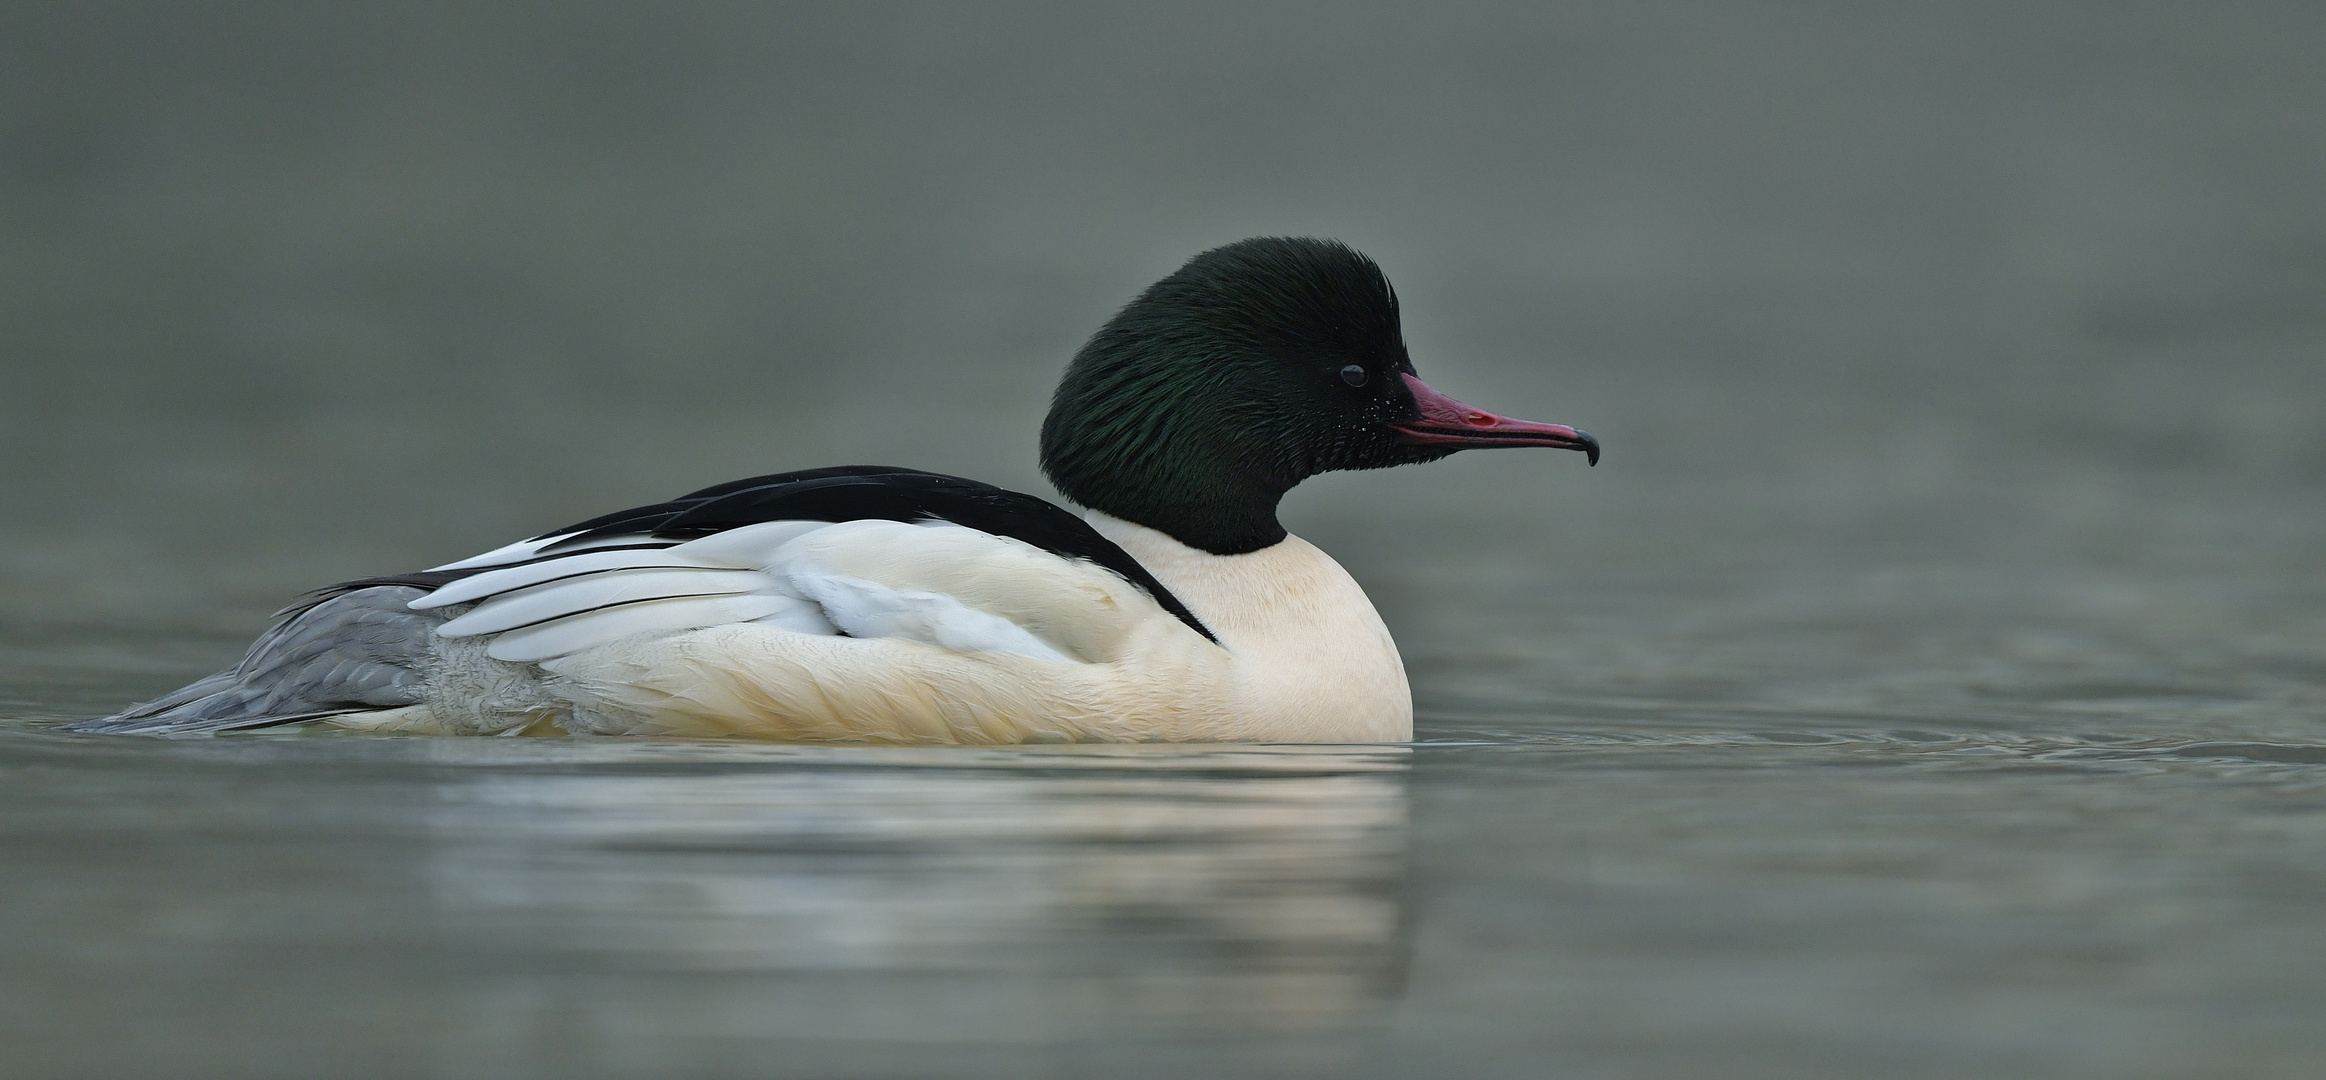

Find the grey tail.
xmin=69 ymin=572 xmax=474 ymax=736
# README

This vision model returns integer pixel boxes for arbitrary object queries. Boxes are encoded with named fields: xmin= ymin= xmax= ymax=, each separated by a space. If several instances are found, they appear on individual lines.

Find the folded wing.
xmin=415 ymin=517 xmax=1160 ymax=665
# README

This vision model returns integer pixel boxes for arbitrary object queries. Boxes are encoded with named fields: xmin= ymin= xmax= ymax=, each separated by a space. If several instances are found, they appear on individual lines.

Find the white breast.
xmin=1085 ymin=512 xmax=1412 ymax=743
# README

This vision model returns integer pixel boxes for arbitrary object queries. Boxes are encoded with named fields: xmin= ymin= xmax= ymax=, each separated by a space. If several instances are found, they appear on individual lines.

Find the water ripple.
xmin=1414 ymin=723 xmax=2326 ymax=779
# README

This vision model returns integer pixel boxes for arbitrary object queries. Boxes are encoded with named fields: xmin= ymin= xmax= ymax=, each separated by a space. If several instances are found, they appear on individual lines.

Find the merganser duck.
xmin=76 ymin=238 xmax=1597 ymax=743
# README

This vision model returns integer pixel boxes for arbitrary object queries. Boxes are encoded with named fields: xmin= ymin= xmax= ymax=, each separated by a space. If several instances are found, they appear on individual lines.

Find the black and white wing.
xmin=414 ymin=465 xmax=1213 ymax=661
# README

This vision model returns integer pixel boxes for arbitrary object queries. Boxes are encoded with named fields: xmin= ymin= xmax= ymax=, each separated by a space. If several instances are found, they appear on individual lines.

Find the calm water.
xmin=4 ymin=4 xmax=2325 ymax=1078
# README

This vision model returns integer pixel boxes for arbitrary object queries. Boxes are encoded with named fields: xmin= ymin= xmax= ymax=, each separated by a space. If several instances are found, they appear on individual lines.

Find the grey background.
xmin=6 ymin=1 xmax=2319 ymax=625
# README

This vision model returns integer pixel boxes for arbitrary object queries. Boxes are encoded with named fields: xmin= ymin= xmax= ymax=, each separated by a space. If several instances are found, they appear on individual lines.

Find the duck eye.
xmin=1339 ymin=364 xmax=1369 ymax=387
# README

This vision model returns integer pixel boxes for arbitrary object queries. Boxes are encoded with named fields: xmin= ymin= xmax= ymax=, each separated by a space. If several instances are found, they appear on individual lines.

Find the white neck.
xmin=1085 ymin=511 xmax=1412 ymax=742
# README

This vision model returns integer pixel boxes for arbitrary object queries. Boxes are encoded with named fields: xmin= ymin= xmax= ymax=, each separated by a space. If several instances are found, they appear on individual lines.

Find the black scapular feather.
xmin=538 ymin=465 xmax=1219 ymax=643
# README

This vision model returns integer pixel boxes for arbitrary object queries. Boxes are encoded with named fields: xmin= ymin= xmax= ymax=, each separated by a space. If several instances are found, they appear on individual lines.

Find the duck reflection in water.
xmin=411 ymin=742 xmax=1411 ymax=1057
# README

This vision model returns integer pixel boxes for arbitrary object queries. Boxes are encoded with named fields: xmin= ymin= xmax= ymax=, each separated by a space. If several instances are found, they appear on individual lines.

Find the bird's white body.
xmin=336 ymin=512 xmax=1411 ymax=743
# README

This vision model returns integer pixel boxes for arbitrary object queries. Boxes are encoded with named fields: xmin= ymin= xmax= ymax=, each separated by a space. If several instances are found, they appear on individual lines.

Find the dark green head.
xmin=1040 ymin=237 xmax=1597 ymax=555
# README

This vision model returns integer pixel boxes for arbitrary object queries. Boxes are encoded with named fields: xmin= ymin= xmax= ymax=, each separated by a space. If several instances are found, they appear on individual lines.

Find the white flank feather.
xmin=749 ymin=597 xmax=842 ymax=636
xmin=414 ymin=549 xmax=729 ymax=610
xmin=417 ymin=520 xmax=834 ymax=612
xmin=662 ymin=520 xmax=833 ymax=563
xmin=484 ymin=593 xmax=808 ymax=663
xmin=437 ymin=568 xmax=768 ymax=638
xmin=785 ymin=569 xmax=1075 ymax=663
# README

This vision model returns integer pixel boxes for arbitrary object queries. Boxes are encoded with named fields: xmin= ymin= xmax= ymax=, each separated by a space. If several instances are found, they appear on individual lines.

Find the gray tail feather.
xmin=67 ymin=671 xmax=358 ymax=735
xmin=69 ymin=574 xmax=473 ymax=736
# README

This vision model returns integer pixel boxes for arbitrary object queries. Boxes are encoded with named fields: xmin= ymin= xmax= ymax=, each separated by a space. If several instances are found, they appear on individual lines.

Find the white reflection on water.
xmin=408 ymin=743 xmax=1411 ymax=1052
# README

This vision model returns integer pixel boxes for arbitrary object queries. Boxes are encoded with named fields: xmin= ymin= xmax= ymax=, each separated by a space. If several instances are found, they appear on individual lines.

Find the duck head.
xmin=1041 ymin=237 xmax=1599 ymax=555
